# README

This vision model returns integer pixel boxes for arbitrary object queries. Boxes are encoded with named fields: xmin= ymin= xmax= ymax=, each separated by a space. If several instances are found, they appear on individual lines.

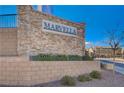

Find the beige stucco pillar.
xmin=37 ymin=5 xmax=42 ymax=12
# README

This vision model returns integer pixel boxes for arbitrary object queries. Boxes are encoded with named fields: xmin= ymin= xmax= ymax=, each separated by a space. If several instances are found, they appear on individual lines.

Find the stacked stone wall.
xmin=17 ymin=5 xmax=85 ymax=56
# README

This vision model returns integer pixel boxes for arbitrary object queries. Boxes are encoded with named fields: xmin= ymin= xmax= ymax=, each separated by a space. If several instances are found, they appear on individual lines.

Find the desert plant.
xmin=82 ymin=55 xmax=94 ymax=61
xmin=31 ymin=54 xmax=95 ymax=61
xmin=68 ymin=55 xmax=82 ymax=61
xmin=61 ymin=76 xmax=76 ymax=86
xmin=53 ymin=55 xmax=68 ymax=61
xmin=89 ymin=71 xmax=101 ymax=79
xmin=77 ymin=74 xmax=92 ymax=82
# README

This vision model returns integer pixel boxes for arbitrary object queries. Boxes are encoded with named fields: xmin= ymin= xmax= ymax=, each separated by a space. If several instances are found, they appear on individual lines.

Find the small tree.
xmin=104 ymin=28 xmax=124 ymax=60
xmin=85 ymin=42 xmax=95 ymax=57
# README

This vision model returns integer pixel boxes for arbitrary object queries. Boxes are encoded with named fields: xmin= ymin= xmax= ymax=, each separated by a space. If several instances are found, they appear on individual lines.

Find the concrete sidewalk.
xmin=95 ymin=58 xmax=124 ymax=64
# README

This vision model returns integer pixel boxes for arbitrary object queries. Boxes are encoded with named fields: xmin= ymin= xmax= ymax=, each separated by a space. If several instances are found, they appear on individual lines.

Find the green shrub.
xmin=82 ymin=55 xmax=94 ymax=61
xmin=31 ymin=54 xmax=94 ymax=61
xmin=31 ymin=54 xmax=83 ymax=61
xmin=68 ymin=55 xmax=82 ymax=61
xmin=77 ymin=74 xmax=92 ymax=82
xmin=61 ymin=76 xmax=76 ymax=86
xmin=31 ymin=54 xmax=52 ymax=61
xmin=53 ymin=55 xmax=68 ymax=61
xmin=89 ymin=71 xmax=101 ymax=79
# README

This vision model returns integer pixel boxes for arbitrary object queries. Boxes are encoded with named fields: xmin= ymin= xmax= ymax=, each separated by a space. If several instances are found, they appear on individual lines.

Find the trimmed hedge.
xmin=30 ymin=54 xmax=94 ymax=61
xmin=82 ymin=55 xmax=94 ymax=61
xmin=68 ymin=55 xmax=82 ymax=61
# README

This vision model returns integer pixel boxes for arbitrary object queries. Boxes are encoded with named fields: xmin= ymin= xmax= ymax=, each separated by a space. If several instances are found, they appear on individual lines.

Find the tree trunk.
xmin=113 ymin=49 xmax=116 ymax=61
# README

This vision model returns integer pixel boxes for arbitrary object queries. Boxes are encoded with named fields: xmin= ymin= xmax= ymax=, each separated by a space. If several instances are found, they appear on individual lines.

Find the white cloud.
xmin=85 ymin=42 xmax=92 ymax=45
xmin=85 ymin=41 xmax=94 ymax=49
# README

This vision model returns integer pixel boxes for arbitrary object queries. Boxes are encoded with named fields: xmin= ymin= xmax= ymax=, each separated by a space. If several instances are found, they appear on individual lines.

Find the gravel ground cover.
xmin=34 ymin=70 xmax=124 ymax=87
xmin=0 ymin=70 xmax=124 ymax=87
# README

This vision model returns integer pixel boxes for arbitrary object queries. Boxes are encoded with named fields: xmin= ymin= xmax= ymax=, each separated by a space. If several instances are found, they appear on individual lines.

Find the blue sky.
xmin=0 ymin=5 xmax=124 ymax=46
xmin=51 ymin=5 xmax=124 ymax=46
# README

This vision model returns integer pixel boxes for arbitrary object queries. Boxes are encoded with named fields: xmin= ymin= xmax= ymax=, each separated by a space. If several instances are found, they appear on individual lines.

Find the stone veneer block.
xmin=17 ymin=5 xmax=85 ymax=57
xmin=0 ymin=61 xmax=100 ymax=86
